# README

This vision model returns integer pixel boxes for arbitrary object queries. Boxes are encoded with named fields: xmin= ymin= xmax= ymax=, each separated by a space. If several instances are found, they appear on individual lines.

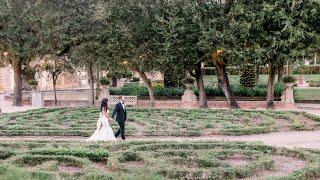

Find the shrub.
xmin=108 ymin=83 xmax=283 ymax=98
xmin=282 ymin=75 xmax=296 ymax=83
xmin=182 ymin=77 xmax=195 ymax=84
xmin=123 ymin=71 xmax=133 ymax=78
xmin=109 ymin=84 xmax=148 ymax=96
xmin=131 ymin=77 xmax=140 ymax=82
xmin=0 ymin=150 xmax=15 ymax=160
xmin=274 ymin=83 xmax=284 ymax=97
xmin=99 ymin=77 xmax=110 ymax=86
xmin=27 ymin=80 xmax=38 ymax=86
xmin=240 ymin=63 xmax=256 ymax=88
xmin=118 ymin=150 xmax=141 ymax=162
xmin=107 ymin=71 xmax=122 ymax=79
xmin=30 ymin=148 xmax=109 ymax=162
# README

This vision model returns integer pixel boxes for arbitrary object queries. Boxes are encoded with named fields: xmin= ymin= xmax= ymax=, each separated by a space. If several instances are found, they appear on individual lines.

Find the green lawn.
xmin=204 ymin=74 xmax=320 ymax=86
xmin=0 ymin=141 xmax=319 ymax=179
xmin=0 ymin=108 xmax=319 ymax=137
xmin=294 ymin=88 xmax=320 ymax=101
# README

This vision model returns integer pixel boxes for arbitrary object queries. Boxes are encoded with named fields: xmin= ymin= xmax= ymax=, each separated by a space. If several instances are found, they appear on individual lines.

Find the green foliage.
xmin=240 ymin=63 xmax=256 ymax=87
xmin=282 ymin=76 xmax=297 ymax=83
xmin=33 ymin=56 xmax=73 ymax=82
xmin=118 ymin=150 xmax=142 ymax=162
xmin=107 ymin=71 xmax=133 ymax=79
xmin=99 ymin=77 xmax=110 ymax=86
xmin=131 ymin=77 xmax=140 ymax=82
xmin=110 ymin=84 xmax=283 ymax=98
xmin=123 ymin=71 xmax=133 ymax=78
xmin=0 ymin=150 xmax=16 ymax=160
xmin=0 ymin=107 xmax=319 ymax=138
xmin=182 ymin=77 xmax=195 ymax=84
xmin=30 ymin=148 xmax=109 ymax=162
xmin=154 ymin=85 xmax=185 ymax=99
xmin=294 ymin=88 xmax=320 ymax=102
xmin=0 ymin=1 xmax=43 ymax=62
xmin=0 ymin=141 xmax=319 ymax=179
xmin=0 ymin=164 xmax=32 ymax=180
xmin=109 ymin=84 xmax=149 ymax=97
xmin=107 ymin=71 xmax=122 ymax=79
xmin=27 ymin=80 xmax=38 ymax=86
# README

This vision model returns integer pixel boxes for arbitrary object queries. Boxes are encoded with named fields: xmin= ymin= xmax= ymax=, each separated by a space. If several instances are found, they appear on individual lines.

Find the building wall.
xmin=0 ymin=66 xmax=90 ymax=94
xmin=0 ymin=66 xmax=14 ymax=94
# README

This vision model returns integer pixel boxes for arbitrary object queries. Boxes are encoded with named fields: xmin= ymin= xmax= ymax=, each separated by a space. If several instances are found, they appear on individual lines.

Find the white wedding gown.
xmin=87 ymin=112 xmax=116 ymax=142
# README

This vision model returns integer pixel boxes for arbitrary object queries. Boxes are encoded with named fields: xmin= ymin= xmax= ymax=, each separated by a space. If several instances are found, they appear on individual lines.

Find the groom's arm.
xmin=111 ymin=104 xmax=118 ymax=119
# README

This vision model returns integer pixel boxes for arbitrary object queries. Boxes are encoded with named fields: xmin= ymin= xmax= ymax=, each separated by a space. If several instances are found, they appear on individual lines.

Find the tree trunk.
xmin=52 ymin=75 xmax=58 ymax=107
xmin=111 ymin=77 xmax=117 ymax=87
xmin=96 ymin=68 xmax=100 ymax=100
xmin=12 ymin=60 xmax=23 ymax=106
xmin=215 ymin=62 xmax=240 ymax=109
xmin=267 ymin=63 xmax=276 ymax=109
xmin=134 ymin=68 xmax=155 ymax=108
xmin=195 ymin=63 xmax=208 ymax=108
xmin=255 ymin=65 xmax=260 ymax=85
xmin=277 ymin=63 xmax=284 ymax=82
xmin=87 ymin=63 xmax=95 ymax=106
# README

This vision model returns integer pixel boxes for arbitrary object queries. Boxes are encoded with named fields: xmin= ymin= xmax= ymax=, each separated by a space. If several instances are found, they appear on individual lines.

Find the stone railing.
xmin=108 ymin=95 xmax=138 ymax=107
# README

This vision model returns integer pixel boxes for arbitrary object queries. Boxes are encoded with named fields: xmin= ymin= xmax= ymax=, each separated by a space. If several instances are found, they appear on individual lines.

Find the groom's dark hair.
xmin=101 ymin=98 xmax=108 ymax=112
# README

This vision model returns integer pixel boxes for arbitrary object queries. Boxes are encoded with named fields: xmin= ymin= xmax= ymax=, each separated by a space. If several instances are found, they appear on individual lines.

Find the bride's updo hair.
xmin=101 ymin=98 xmax=108 ymax=112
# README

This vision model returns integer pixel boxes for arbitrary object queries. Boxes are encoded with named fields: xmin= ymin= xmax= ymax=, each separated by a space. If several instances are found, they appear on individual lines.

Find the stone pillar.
xmin=31 ymin=91 xmax=44 ymax=107
xmin=181 ymin=84 xmax=198 ymax=108
xmin=99 ymin=85 xmax=110 ymax=101
xmin=281 ymin=83 xmax=295 ymax=109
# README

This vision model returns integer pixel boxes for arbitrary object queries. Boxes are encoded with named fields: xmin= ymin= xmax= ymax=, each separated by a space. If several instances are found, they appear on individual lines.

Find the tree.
xmin=197 ymin=1 xmax=242 ymax=109
xmin=259 ymin=0 xmax=319 ymax=109
xmin=33 ymin=55 xmax=73 ymax=106
xmin=0 ymin=0 xmax=43 ymax=106
xmin=156 ymin=0 xmax=210 ymax=108
xmin=106 ymin=0 xmax=162 ymax=108
xmin=39 ymin=0 xmax=108 ymax=106
xmin=70 ymin=36 xmax=106 ymax=106
xmin=225 ymin=0 xmax=319 ymax=109
xmin=240 ymin=63 xmax=256 ymax=88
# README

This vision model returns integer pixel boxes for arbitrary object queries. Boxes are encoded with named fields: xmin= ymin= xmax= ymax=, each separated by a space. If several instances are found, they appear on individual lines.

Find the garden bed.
xmin=0 ymin=141 xmax=319 ymax=179
xmin=0 ymin=108 xmax=319 ymax=137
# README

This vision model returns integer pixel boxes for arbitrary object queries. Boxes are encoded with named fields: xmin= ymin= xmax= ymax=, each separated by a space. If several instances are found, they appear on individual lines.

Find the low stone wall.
xmin=137 ymin=100 xmax=294 ymax=110
xmin=44 ymin=100 xmax=90 ymax=107
xmin=5 ymin=95 xmax=294 ymax=110
xmin=4 ymin=95 xmax=31 ymax=105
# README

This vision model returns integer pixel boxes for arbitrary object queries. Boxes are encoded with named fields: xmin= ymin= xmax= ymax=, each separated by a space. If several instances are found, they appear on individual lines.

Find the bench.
xmin=108 ymin=95 xmax=138 ymax=107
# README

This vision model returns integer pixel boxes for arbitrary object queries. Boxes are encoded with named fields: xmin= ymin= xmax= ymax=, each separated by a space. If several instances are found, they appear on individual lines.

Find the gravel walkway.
xmin=296 ymin=103 xmax=320 ymax=116
xmin=0 ymin=95 xmax=38 ymax=113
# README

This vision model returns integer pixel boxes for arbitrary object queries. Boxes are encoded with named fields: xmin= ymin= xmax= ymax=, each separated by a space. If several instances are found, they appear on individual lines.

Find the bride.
xmin=87 ymin=98 xmax=116 ymax=142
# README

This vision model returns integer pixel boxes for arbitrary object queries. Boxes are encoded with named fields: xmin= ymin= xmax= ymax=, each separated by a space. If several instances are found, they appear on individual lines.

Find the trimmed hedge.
xmin=30 ymin=148 xmax=109 ymax=162
xmin=109 ymin=83 xmax=284 ymax=98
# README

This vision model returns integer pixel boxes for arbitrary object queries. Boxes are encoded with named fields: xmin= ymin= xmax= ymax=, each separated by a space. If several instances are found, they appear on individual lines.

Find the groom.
xmin=112 ymin=96 xmax=127 ymax=140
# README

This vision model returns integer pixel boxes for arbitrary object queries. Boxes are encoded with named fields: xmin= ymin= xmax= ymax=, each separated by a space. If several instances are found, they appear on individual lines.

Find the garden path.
xmin=0 ymin=130 xmax=319 ymax=149
xmin=296 ymin=103 xmax=320 ymax=116
xmin=0 ymin=95 xmax=38 ymax=113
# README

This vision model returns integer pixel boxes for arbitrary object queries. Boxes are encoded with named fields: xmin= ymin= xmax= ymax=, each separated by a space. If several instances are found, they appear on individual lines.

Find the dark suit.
xmin=112 ymin=101 xmax=127 ymax=139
